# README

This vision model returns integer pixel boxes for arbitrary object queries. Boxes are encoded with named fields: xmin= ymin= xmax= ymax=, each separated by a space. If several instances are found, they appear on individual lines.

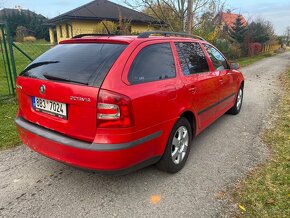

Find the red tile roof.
xmin=220 ymin=12 xmax=247 ymax=28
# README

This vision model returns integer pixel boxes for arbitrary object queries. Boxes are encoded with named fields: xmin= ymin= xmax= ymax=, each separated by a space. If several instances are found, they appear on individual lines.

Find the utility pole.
xmin=187 ymin=0 xmax=193 ymax=34
xmin=286 ymin=26 xmax=290 ymax=46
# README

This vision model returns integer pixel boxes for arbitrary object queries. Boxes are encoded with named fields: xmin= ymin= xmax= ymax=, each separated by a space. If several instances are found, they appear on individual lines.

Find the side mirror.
xmin=230 ymin=62 xmax=240 ymax=70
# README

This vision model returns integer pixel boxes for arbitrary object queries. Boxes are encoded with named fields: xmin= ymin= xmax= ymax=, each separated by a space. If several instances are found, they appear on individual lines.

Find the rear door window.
xmin=175 ymin=42 xmax=209 ymax=75
xmin=128 ymin=43 xmax=176 ymax=84
xmin=204 ymin=44 xmax=229 ymax=70
xmin=20 ymin=43 xmax=127 ymax=87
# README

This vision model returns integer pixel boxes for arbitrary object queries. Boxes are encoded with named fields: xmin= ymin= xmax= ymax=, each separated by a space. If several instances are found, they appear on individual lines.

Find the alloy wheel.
xmin=171 ymin=126 xmax=189 ymax=164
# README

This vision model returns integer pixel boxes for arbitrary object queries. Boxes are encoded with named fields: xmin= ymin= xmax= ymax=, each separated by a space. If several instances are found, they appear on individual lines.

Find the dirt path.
xmin=1 ymin=52 xmax=289 ymax=218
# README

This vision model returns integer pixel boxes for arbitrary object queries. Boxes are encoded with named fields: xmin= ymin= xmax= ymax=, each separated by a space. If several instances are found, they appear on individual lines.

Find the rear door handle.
xmin=219 ymin=78 xmax=223 ymax=84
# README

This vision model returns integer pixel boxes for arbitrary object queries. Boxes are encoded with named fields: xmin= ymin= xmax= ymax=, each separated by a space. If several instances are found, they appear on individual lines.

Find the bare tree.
xmin=124 ymin=0 xmax=212 ymax=32
xmin=186 ymin=0 xmax=193 ymax=33
xmin=285 ymin=26 xmax=290 ymax=45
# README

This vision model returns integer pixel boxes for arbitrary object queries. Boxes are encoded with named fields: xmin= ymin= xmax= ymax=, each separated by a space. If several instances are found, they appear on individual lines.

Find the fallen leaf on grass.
xmin=239 ymin=204 xmax=246 ymax=212
xmin=266 ymin=198 xmax=275 ymax=205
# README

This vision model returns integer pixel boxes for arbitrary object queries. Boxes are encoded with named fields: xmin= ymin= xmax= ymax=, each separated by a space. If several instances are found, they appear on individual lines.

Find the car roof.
xmin=60 ymin=35 xmax=205 ymax=45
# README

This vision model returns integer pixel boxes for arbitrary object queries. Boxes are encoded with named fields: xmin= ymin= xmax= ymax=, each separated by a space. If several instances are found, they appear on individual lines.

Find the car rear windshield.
xmin=20 ymin=43 xmax=127 ymax=87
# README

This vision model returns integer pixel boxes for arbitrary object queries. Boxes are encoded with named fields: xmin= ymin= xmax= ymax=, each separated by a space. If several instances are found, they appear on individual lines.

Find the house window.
xmin=59 ymin=25 xmax=63 ymax=38
xmin=65 ymin=24 xmax=70 ymax=38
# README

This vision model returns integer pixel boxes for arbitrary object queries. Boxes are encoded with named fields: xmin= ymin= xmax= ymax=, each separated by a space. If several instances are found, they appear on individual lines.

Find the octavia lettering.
xmin=70 ymin=96 xmax=91 ymax=102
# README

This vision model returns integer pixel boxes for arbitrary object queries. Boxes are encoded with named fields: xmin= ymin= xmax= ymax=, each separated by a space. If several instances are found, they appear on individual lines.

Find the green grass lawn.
xmin=0 ymin=40 xmax=51 ymax=97
xmin=0 ymin=98 xmax=20 ymax=149
xmin=232 ymin=69 xmax=290 ymax=217
xmin=237 ymin=53 xmax=274 ymax=68
xmin=13 ymin=40 xmax=52 ymax=74
xmin=0 ymin=40 xmax=51 ymax=149
xmin=0 ymin=70 xmax=11 ymax=99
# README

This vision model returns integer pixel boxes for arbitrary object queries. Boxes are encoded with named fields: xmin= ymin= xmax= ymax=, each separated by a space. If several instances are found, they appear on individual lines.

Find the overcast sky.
xmin=0 ymin=0 xmax=289 ymax=35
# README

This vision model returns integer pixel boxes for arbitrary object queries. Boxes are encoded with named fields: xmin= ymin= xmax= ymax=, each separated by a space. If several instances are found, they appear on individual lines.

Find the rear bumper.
xmin=16 ymin=117 xmax=162 ymax=174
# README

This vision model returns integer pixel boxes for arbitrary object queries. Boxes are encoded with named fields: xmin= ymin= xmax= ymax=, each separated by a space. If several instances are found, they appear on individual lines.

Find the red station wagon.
xmin=15 ymin=31 xmax=244 ymax=174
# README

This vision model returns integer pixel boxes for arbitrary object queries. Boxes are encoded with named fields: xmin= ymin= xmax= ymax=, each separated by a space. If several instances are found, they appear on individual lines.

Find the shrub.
xmin=248 ymin=43 xmax=262 ymax=56
xmin=15 ymin=26 xmax=29 ymax=42
xmin=94 ymin=21 xmax=117 ymax=34
xmin=131 ymin=31 xmax=140 ymax=35
xmin=229 ymin=42 xmax=242 ymax=59
xmin=215 ymin=39 xmax=230 ymax=57
xmin=23 ymin=36 xmax=36 ymax=42
xmin=214 ymin=39 xmax=242 ymax=60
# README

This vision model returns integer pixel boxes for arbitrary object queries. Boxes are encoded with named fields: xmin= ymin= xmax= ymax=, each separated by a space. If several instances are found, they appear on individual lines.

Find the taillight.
xmin=97 ymin=89 xmax=134 ymax=128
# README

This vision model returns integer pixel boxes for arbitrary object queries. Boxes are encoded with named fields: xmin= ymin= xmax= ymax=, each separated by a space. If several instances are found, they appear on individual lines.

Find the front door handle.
xmin=188 ymin=87 xmax=196 ymax=94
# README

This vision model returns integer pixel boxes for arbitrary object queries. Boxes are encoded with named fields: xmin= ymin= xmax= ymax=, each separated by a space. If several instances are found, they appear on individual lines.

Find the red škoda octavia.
xmin=15 ymin=31 xmax=244 ymax=174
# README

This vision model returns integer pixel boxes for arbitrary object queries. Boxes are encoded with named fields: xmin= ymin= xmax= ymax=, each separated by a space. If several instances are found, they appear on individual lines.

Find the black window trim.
xmin=175 ymin=41 xmax=211 ymax=76
xmin=127 ymin=42 xmax=177 ymax=85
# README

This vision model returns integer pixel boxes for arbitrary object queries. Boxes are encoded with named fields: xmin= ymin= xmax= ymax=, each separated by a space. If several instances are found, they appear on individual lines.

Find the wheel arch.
xmin=180 ymin=110 xmax=197 ymax=138
xmin=240 ymin=80 xmax=244 ymax=89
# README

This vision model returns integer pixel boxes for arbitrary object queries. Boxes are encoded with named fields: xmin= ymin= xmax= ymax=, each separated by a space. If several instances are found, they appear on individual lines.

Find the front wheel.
xmin=157 ymin=117 xmax=192 ymax=173
xmin=228 ymin=86 xmax=243 ymax=115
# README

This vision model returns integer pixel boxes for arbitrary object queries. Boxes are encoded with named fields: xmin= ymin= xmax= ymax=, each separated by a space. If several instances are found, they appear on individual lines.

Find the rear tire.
xmin=228 ymin=86 xmax=243 ymax=115
xmin=157 ymin=117 xmax=192 ymax=173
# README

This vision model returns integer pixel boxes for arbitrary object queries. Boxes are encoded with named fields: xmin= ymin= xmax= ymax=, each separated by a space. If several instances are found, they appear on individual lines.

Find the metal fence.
xmin=0 ymin=23 xmax=16 ymax=98
xmin=0 ymin=24 xmax=123 ymax=98
xmin=0 ymin=23 xmax=52 ymax=99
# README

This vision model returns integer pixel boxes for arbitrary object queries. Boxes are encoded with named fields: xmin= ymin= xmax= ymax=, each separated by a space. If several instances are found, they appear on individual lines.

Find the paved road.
xmin=1 ymin=52 xmax=290 ymax=218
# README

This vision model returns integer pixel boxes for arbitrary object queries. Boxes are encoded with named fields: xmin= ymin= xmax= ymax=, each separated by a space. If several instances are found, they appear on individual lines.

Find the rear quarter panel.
xmin=101 ymin=40 xmax=188 ymax=154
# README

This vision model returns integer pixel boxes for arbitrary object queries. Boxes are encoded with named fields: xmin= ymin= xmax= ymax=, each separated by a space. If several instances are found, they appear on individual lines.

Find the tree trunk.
xmin=186 ymin=0 xmax=193 ymax=34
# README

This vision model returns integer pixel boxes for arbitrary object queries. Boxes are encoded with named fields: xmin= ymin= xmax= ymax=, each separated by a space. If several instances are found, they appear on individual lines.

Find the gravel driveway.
xmin=1 ymin=52 xmax=289 ymax=218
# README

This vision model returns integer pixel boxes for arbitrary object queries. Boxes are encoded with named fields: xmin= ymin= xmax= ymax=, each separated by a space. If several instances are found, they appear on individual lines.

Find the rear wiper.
xmin=20 ymin=61 xmax=59 ymax=75
xmin=43 ymin=73 xmax=88 ymax=85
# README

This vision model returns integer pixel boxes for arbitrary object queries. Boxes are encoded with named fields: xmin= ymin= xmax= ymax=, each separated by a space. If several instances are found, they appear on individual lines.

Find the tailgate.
xmin=16 ymin=77 xmax=99 ymax=142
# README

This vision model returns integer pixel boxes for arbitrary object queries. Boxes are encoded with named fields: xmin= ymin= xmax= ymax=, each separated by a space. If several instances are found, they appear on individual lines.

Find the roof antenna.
xmin=102 ymin=21 xmax=111 ymax=35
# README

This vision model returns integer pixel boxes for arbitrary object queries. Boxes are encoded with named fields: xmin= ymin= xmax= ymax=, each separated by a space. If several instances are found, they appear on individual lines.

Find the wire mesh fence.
xmin=0 ymin=23 xmax=53 ymax=99
xmin=12 ymin=40 xmax=52 ymax=74
xmin=0 ymin=24 xmax=13 ymax=99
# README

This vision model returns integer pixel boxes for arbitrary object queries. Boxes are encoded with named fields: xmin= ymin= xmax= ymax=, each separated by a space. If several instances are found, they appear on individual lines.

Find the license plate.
xmin=32 ymin=97 xmax=67 ymax=119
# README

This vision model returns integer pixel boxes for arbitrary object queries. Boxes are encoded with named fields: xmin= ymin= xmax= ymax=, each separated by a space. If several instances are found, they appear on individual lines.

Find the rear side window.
xmin=20 ymin=43 xmax=127 ymax=87
xmin=204 ymin=44 xmax=229 ymax=70
xmin=128 ymin=43 xmax=176 ymax=84
xmin=175 ymin=42 xmax=209 ymax=75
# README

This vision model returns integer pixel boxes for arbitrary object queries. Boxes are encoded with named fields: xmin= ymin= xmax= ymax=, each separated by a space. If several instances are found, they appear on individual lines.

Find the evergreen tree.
xmin=1 ymin=9 xmax=49 ymax=40
xmin=229 ymin=15 xmax=247 ymax=43
xmin=246 ymin=21 xmax=273 ymax=43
